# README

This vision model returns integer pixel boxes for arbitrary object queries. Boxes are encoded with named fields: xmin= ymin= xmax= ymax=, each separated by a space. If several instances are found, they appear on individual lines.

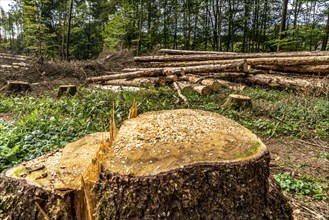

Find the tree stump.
xmin=0 ymin=109 xmax=292 ymax=219
xmin=223 ymin=94 xmax=252 ymax=110
xmin=6 ymin=80 xmax=31 ymax=93
xmin=57 ymin=85 xmax=77 ymax=97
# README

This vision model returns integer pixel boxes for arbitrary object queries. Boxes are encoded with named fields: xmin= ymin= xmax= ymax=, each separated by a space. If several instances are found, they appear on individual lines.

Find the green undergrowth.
xmin=274 ymin=173 xmax=328 ymax=201
xmin=0 ymin=86 xmax=328 ymax=171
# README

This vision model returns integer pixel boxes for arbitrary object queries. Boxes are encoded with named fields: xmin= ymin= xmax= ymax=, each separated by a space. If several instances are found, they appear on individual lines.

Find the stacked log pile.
xmin=0 ymin=53 xmax=31 ymax=71
xmin=87 ymin=49 xmax=329 ymax=96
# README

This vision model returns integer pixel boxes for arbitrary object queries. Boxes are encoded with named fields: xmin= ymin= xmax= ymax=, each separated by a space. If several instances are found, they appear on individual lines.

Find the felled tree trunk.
xmin=134 ymin=51 xmax=329 ymax=62
xmin=241 ymin=74 xmax=328 ymax=94
xmin=103 ymin=77 xmax=166 ymax=87
xmin=175 ymin=81 xmax=213 ymax=95
xmin=159 ymin=49 xmax=238 ymax=55
xmin=0 ymin=110 xmax=292 ymax=220
xmin=255 ymin=64 xmax=329 ymax=75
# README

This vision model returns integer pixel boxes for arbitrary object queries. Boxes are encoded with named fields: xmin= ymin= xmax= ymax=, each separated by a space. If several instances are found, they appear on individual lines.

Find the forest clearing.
xmin=0 ymin=49 xmax=328 ymax=219
xmin=0 ymin=0 xmax=329 ymax=218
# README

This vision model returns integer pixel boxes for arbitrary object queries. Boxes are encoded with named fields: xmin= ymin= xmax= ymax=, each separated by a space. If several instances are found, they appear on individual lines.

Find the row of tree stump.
xmin=87 ymin=49 xmax=329 ymax=96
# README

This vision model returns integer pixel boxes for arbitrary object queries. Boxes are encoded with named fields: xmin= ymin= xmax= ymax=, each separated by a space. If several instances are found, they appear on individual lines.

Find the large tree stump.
xmin=0 ymin=109 xmax=292 ymax=219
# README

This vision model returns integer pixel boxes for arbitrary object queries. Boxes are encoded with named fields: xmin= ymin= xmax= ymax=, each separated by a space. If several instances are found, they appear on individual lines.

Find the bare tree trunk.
xmin=277 ymin=0 xmax=288 ymax=51
xmin=66 ymin=0 xmax=74 ymax=60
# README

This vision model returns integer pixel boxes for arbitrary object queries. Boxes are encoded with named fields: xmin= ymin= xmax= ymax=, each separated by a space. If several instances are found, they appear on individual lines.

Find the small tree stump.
xmin=0 ymin=109 xmax=292 ymax=219
xmin=223 ymin=94 xmax=252 ymax=110
xmin=57 ymin=85 xmax=77 ymax=97
xmin=6 ymin=80 xmax=31 ymax=93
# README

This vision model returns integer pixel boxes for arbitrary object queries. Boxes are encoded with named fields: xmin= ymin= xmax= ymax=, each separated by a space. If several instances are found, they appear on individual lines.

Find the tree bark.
xmin=159 ymin=49 xmax=238 ymax=55
xmin=88 ymin=62 xmax=246 ymax=83
xmin=247 ymin=56 xmax=329 ymax=66
xmin=134 ymin=51 xmax=329 ymax=62
xmin=103 ymin=77 xmax=166 ymax=87
xmin=241 ymin=74 xmax=328 ymax=95
xmin=255 ymin=65 xmax=329 ymax=75
xmin=223 ymin=94 xmax=252 ymax=110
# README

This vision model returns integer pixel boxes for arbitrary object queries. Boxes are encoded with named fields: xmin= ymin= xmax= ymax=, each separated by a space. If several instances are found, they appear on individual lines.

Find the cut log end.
xmin=223 ymin=94 xmax=252 ymax=110
xmin=57 ymin=85 xmax=77 ymax=97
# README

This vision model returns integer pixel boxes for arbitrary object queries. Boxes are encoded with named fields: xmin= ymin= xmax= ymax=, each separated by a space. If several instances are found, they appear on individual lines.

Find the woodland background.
xmin=0 ymin=0 xmax=328 ymax=59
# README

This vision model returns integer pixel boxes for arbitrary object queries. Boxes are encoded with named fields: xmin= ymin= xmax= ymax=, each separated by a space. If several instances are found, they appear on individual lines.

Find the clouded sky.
xmin=0 ymin=0 xmax=13 ymax=12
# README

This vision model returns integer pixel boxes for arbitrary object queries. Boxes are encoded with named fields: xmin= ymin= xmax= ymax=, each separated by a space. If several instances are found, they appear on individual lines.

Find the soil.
xmin=265 ymin=137 xmax=329 ymax=220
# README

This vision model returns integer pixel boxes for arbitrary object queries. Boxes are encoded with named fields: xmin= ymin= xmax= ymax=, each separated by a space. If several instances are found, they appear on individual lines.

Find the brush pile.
xmin=87 ymin=49 xmax=329 ymax=96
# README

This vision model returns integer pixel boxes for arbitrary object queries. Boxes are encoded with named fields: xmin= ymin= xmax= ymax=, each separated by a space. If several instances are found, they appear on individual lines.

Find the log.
xmin=6 ymin=80 xmax=31 ymax=93
xmin=255 ymin=64 xmax=329 ymax=75
xmin=165 ymin=74 xmax=178 ymax=83
xmin=223 ymin=94 xmax=252 ymax=110
xmin=179 ymin=74 xmax=247 ymax=91
xmin=247 ymin=56 xmax=329 ymax=66
xmin=138 ymin=59 xmax=244 ymax=68
xmin=241 ymin=74 xmax=329 ymax=95
xmin=88 ymin=62 xmax=246 ymax=83
xmin=159 ymin=49 xmax=238 ymax=55
xmin=57 ymin=85 xmax=77 ymax=97
xmin=134 ymin=51 xmax=329 ymax=62
xmin=103 ymin=77 xmax=166 ymax=87
xmin=0 ymin=109 xmax=292 ymax=219
xmin=86 ymin=70 xmax=164 ymax=82
xmin=216 ymin=79 xmax=247 ymax=91
xmin=176 ymin=81 xmax=212 ymax=95
xmin=159 ymin=49 xmax=329 ymax=56
xmin=164 ymin=61 xmax=248 ymax=75
xmin=177 ymin=75 xmax=220 ymax=91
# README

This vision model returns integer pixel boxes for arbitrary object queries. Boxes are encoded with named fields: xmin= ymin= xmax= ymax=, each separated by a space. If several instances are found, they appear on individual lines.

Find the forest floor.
xmin=0 ymin=53 xmax=328 ymax=219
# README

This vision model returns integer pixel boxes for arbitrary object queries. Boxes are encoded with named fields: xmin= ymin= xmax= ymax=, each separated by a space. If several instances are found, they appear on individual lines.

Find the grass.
xmin=0 ymin=86 xmax=328 ymax=173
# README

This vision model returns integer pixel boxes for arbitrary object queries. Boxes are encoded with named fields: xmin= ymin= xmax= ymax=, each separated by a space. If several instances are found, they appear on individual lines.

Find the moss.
xmin=12 ymin=167 xmax=26 ymax=177
xmin=236 ymin=141 xmax=261 ymax=158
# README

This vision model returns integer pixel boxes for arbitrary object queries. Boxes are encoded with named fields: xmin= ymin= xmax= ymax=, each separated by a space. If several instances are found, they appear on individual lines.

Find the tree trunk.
xmin=66 ymin=0 xmax=74 ymax=60
xmin=277 ymin=0 xmax=288 ymax=51
xmin=321 ymin=9 xmax=329 ymax=51
xmin=241 ymin=74 xmax=328 ymax=95
xmin=134 ymin=51 xmax=329 ymax=62
xmin=158 ymin=49 xmax=238 ymax=55
xmin=103 ymin=77 xmax=166 ymax=87
xmin=255 ymin=65 xmax=329 ymax=75
xmin=88 ymin=62 xmax=246 ymax=83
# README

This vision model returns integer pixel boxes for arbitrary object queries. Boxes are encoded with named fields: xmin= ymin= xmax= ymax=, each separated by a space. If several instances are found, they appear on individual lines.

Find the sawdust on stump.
xmin=0 ymin=109 xmax=292 ymax=219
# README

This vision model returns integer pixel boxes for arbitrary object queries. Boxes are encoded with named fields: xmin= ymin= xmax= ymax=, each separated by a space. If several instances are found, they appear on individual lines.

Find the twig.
xmin=292 ymin=200 xmax=327 ymax=220
xmin=35 ymin=201 xmax=50 ymax=220
xmin=173 ymin=82 xmax=189 ymax=106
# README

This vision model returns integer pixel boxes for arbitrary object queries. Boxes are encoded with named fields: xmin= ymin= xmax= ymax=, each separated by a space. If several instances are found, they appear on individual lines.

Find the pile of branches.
xmin=90 ymin=49 xmax=328 ymax=97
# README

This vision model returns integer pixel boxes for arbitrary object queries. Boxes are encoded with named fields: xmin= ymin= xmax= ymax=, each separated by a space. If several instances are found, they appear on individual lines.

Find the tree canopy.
xmin=0 ymin=0 xmax=328 ymax=59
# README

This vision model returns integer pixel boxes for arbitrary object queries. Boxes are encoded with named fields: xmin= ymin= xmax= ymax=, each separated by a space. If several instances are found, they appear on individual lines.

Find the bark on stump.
xmin=6 ymin=80 xmax=31 ymax=93
xmin=58 ymin=85 xmax=77 ymax=97
xmin=0 ymin=109 xmax=292 ymax=220
xmin=223 ymin=94 xmax=252 ymax=110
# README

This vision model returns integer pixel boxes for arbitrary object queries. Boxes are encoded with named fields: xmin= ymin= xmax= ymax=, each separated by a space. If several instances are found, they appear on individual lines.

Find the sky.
xmin=0 ymin=0 xmax=13 ymax=12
